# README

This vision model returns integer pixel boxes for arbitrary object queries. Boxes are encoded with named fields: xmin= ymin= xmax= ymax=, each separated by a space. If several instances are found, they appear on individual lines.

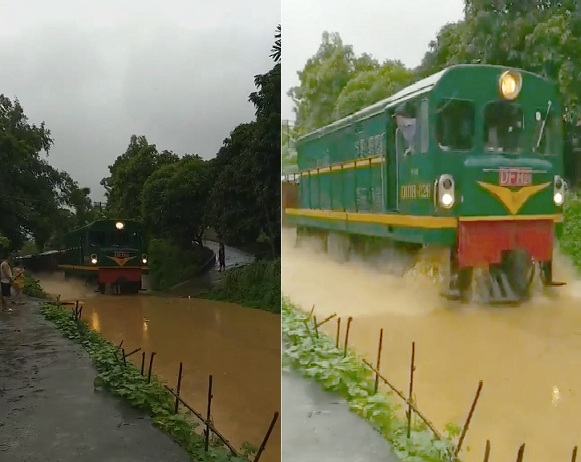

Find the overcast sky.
xmin=0 ymin=0 xmax=279 ymax=201
xmin=282 ymin=0 xmax=465 ymax=121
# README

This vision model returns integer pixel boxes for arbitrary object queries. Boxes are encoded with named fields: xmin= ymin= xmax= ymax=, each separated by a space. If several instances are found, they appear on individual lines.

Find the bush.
xmin=148 ymin=238 xmax=214 ymax=291
xmin=23 ymin=272 xmax=49 ymax=299
xmin=204 ymin=259 xmax=280 ymax=313
xmin=560 ymin=193 xmax=581 ymax=269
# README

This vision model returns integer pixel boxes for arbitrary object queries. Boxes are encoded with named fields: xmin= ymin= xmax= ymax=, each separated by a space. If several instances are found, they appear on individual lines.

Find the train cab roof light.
xmin=499 ymin=70 xmax=522 ymax=101
xmin=115 ymin=221 xmax=125 ymax=230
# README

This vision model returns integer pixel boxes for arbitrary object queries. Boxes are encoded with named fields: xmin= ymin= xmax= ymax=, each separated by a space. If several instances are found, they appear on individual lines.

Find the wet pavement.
xmin=205 ymin=240 xmax=255 ymax=273
xmin=0 ymin=298 xmax=190 ymax=462
xmin=282 ymin=369 xmax=397 ymax=462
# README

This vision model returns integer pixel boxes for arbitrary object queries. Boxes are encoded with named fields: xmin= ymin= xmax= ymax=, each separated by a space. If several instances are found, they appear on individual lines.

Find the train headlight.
xmin=90 ymin=253 xmax=98 ymax=265
xmin=499 ymin=70 xmax=522 ymax=101
xmin=115 ymin=221 xmax=124 ymax=230
xmin=441 ymin=193 xmax=454 ymax=207
xmin=142 ymin=253 xmax=148 ymax=264
xmin=554 ymin=175 xmax=566 ymax=206
xmin=437 ymin=174 xmax=455 ymax=209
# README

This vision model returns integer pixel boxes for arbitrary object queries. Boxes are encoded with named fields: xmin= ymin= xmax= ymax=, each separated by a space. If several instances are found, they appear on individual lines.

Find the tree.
xmin=248 ymin=61 xmax=281 ymax=255
xmin=141 ymin=155 xmax=211 ymax=248
xmin=209 ymin=123 xmax=264 ymax=246
xmin=270 ymin=24 xmax=281 ymax=63
xmin=288 ymin=32 xmax=359 ymax=134
xmin=334 ymin=60 xmax=414 ymax=119
xmin=0 ymin=95 xmax=83 ymax=251
xmin=101 ymin=135 xmax=179 ymax=218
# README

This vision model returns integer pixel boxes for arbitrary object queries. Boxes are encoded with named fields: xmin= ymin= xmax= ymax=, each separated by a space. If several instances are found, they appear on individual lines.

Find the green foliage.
xmin=559 ymin=194 xmax=581 ymax=268
xmin=419 ymin=1 xmax=581 ymax=120
xmin=0 ymin=95 xmax=95 ymax=251
xmin=282 ymin=299 xmax=458 ymax=461
xmin=101 ymin=135 xmax=179 ymax=219
xmin=203 ymin=260 xmax=281 ymax=314
xmin=334 ymin=60 xmax=414 ymax=119
xmin=23 ymin=272 xmax=49 ymax=299
xmin=288 ymin=32 xmax=359 ymax=134
xmin=147 ymin=238 xmax=214 ymax=291
xmin=141 ymin=155 xmax=211 ymax=247
xmin=0 ymin=235 xmax=9 ymax=252
xmin=40 ymin=302 xmax=251 ymax=462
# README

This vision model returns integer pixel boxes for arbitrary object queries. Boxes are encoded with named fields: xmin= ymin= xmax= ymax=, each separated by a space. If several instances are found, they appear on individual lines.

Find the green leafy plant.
xmin=41 ymin=301 xmax=252 ymax=462
xmin=147 ymin=238 xmax=214 ymax=291
xmin=559 ymin=194 xmax=581 ymax=270
xmin=203 ymin=260 xmax=281 ymax=314
xmin=23 ymin=272 xmax=50 ymax=299
xmin=282 ymin=298 xmax=458 ymax=462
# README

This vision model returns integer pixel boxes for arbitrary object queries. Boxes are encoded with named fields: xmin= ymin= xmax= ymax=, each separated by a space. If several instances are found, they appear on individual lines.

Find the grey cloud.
xmin=0 ymin=1 xmax=278 ymax=201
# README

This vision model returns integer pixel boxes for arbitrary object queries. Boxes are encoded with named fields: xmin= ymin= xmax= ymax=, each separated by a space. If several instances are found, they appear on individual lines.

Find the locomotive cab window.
xmin=533 ymin=107 xmax=560 ymax=155
xmin=483 ymin=101 xmax=524 ymax=153
xmin=435 ymin=99 xmax=474 ymax=151
xmin=394 ymin=103 xmax=417 ymax=155
xmin=111 ymin=230 xmax=143 ymax=248
xmin=89 ymin=231 xmax=106 ymax=247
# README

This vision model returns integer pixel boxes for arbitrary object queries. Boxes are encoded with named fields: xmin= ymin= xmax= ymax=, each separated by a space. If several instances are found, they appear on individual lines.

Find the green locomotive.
xmin=285 ymin=64 xmax=567 ymax=304
xmin=58 ymin=219 xmax=149 ymax=294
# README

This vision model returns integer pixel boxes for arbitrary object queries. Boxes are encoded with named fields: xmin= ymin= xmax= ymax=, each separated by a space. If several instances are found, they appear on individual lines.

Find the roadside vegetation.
xmin=41 ymin=301 xmax=255 ymax=462
xmin=559 ymin=194 xmax=581 ymax=269
xmin=147 ymin=239 xmax=215 ymax=291
xmin=23 ymin=272 xmax=49 ymax=299
xmin=204 ymin=259 xmax=281 ymax=314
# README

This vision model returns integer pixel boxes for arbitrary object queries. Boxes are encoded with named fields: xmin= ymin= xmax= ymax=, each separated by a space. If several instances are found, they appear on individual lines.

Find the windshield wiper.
xmin=536 ymin=100 xmax=552 ymax=149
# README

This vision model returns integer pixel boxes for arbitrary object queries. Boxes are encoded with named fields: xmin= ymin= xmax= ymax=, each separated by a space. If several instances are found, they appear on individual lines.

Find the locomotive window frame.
xmin=419 ymin=99 xmax=429 ymax=154
xmin=483 ymin=101 xmax=525 ymax=154
xmin=435 ymin=98 xmax=475 ymax=152
xmin=533 ymin=107 xmax=560 ymax=156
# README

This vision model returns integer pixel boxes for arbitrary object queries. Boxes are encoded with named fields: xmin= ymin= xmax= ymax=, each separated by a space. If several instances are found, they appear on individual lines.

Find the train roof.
xmin=296 ymin=64 xmax=553 ymax=145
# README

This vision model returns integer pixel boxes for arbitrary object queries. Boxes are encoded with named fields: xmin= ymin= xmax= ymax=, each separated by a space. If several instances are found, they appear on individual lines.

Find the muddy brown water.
xmin=37 ymin=274 xmax=281 ymax=462
xmin=282 ymin=227 xmax=581 ymax=462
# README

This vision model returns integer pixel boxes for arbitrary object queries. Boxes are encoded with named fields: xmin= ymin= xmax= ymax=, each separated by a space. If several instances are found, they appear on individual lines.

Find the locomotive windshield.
xmin=533 ymin=107 xmax=560 ymax=156
xmin=436 ymin=99 xmax=475 ymax=151
xmin=111 ymin=230 xmax=143 ymax=248
xmin=483 ymin=101 xmax=524 ymax=153
xmin=88 ymin=229 xmax=143 ymax=248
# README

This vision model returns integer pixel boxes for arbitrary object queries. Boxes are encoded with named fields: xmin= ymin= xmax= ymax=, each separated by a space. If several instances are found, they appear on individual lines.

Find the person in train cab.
xmin=394 ymin=103 xmax=416 ymax=153
xmin=218 ymin=242 xmax=226 ymax=272
xmin=11 ymin=264 xmax=25 ymax=305
xmin=0 ymin=252 xmax=14 ymax=312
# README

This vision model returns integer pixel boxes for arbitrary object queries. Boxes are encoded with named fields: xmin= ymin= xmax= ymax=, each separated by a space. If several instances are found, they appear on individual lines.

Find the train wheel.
xmin=442 ymin=248 xmax=473 ymax=302
xmin=327 ymin=232 xmax=350 ymax=263
xmin=130 ymin=282 xmax=140 ymax=294
xmin=502 ymin=249 xmax=534 ymax=300
xmin=98 ymin=283 xmax=105 ymax=294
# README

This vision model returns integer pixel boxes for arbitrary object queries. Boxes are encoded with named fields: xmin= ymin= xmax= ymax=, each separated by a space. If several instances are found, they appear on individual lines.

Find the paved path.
xmin=204 ymin=240 xmax=255 ymax=272
xmin=282 ymin=369 xmax=398 ymax=462
xmin=0 ymin=298 xmax=191 ymax=462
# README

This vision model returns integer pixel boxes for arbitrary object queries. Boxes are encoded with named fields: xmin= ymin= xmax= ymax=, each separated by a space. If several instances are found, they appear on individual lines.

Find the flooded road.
xmin=282 ymin=228 xmax=581 ymax=462
xmin=38 ymin=274 xmax=281 ymax=462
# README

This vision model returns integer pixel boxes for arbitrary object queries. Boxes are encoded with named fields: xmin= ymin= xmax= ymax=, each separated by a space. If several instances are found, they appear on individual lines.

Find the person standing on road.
xmin=218 ymin=242 xmax=226 ymax=272
xmin=1 ymin=252 xmax=14 ymax=312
